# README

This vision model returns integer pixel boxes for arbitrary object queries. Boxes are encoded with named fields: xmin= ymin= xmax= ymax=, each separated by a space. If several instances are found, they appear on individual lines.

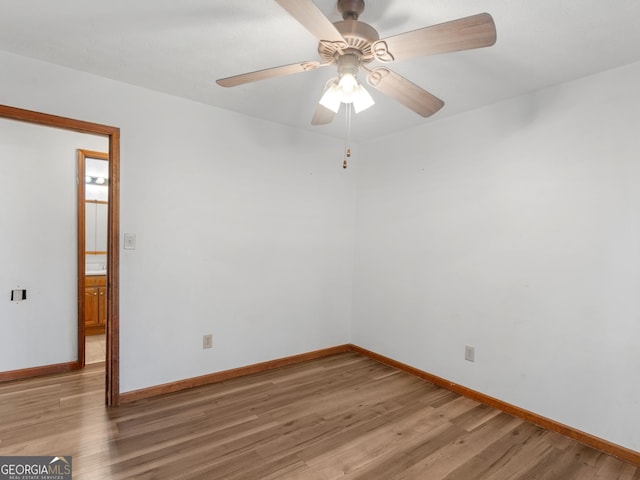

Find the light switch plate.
xmin=124 ymin=233 xmax=136 ymax=250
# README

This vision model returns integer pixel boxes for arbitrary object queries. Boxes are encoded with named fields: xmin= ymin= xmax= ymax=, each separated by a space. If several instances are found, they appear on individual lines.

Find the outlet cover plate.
xmin=465 ymin=345 xmax=475 ymax=362
xmin=203 ymin=334 xmax=213 ymax=349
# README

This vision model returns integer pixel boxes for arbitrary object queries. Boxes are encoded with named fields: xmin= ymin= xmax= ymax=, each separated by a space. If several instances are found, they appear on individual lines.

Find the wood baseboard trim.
xmin=120 ymin=344 xmax=351 ymax=404
xmin=0 ymin=361 xmax=79 ymax=382
xmin=348 ymin=344 xmax=640 ymax=466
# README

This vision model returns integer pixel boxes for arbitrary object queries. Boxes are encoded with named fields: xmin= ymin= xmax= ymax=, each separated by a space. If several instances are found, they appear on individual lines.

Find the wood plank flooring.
xmin=1 ymin=352 xmax=638 ymax=479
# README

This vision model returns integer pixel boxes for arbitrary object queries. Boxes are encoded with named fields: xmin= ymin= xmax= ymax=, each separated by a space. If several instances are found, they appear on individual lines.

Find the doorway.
xmin=0 ymin=104 xmax=120 ymax=406
xmin=77 ymin=150 xmax=109 ymax=367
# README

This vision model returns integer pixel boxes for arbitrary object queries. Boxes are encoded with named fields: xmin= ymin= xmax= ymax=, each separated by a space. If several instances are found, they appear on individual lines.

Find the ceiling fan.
xmin=216 ymin=0 xmax=497 ymax=126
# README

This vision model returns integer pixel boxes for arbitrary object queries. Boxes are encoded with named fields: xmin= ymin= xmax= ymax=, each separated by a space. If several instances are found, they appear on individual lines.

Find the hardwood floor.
xmin=1 ymin=352 xmax=638 ymax=479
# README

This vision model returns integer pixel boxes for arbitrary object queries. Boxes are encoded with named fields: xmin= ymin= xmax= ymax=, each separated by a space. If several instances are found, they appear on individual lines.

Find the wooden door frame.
xmin=0 ymin=104 xmax=120 ymax=406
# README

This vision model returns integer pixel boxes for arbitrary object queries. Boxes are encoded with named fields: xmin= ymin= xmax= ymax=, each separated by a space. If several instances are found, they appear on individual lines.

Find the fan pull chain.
xmin=343 ymin=104 xmax=352 ymax=169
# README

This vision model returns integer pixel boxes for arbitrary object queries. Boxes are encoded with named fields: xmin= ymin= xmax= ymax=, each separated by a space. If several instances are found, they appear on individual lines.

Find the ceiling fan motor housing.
xmin=318 ymin=19 xmax=379 ymax=64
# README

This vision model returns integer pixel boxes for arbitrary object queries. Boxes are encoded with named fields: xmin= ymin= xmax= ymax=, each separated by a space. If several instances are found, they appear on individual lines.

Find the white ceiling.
xmin=1 ymin=0 xmax=640 ymax=142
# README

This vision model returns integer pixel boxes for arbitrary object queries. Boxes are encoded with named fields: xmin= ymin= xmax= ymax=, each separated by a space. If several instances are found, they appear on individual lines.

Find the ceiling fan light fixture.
xmin=319 ymin=73 xmax=375 ymax=114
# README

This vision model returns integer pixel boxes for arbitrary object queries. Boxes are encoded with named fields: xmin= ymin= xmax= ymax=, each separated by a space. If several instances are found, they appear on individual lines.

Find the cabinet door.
xmin=85 ymin=286 xmax=100 ymax=327
xmin=98 ymin=287 xmax=107 ymax=326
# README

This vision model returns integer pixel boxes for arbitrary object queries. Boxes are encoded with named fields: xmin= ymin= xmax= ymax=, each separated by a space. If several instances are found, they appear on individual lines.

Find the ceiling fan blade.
xmin=366 ymin=67 xmax=444 ymax=117
xmin=372 ymin=13 xmax=496 ymax=63
xmin=217 ymin=61 xmax=323 ymax=87
xmin=275 ymin=0 xmax=346 ymax=43
xmin=311 ymin=103 xmax=336 ymax=125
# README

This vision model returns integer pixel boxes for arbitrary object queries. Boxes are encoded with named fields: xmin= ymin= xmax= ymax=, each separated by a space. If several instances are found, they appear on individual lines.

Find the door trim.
xmin=0 ymin=104 xmax=120 ymax=406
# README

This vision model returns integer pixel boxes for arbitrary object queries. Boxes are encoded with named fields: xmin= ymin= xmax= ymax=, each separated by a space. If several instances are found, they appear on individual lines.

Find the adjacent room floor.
xmin=85 ymin=334 xmax=106 ymax=364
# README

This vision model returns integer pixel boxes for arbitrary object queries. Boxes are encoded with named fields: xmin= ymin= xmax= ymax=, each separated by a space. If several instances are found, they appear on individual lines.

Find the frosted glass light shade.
xmin=352 ymin=84 xmax=375 ymax=113
xmin=319 ymin=83 xmax=342 ymax=113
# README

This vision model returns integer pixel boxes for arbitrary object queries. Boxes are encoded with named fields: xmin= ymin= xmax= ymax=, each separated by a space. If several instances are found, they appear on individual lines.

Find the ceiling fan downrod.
xmin=337 ymin=0 xmax=365 ymax=20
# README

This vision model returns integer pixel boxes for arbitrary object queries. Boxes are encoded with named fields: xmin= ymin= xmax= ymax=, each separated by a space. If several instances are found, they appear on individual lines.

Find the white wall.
xmin=0 ymin=118 xmax=107 ymax=370
xmin=0 ymin=51 xmax=355 ymax=391
xmin=353 ymin=61 xmax=640 ymax=452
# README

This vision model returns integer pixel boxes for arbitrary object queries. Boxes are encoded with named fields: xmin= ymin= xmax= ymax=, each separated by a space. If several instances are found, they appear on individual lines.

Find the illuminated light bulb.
xmin=338 ymin=73 xmax=358 ymax=94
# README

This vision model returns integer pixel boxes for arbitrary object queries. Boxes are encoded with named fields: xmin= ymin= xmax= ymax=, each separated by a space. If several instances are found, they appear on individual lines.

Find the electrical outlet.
xmin=11 ymin=289 xmax=27 ymax=301
xmin=202 ymin=334 xmax=213 ymax=349
xmin=465 ymin=345 xmax=475 ymax=362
